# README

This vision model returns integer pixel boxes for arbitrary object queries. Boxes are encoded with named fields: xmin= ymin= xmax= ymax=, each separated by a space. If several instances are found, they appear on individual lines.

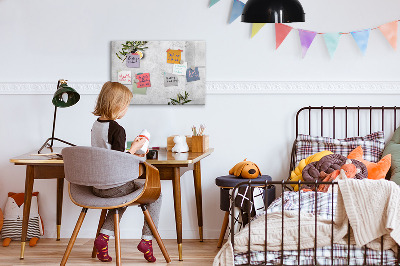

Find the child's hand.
xmin=129 ymin=137 xmax=147 ymax=155
xmin=134 ymin=149 xmax=149 ymax=157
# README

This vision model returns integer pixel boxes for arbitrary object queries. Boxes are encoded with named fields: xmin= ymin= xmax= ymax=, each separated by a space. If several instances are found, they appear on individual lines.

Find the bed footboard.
xmin=230 ymin=180 xmax=400 ymax=266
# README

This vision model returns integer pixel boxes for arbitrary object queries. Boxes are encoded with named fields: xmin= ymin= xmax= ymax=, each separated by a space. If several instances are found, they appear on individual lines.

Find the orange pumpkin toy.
xmin=229 ymin=159 xmax=261 ymax=179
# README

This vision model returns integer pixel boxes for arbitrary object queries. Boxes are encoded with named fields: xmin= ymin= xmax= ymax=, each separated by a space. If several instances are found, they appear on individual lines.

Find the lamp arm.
xmin=50 ymin=105 xmax=57 ymax=148
xmin=50 ymin=79 xmax=61 ymax=148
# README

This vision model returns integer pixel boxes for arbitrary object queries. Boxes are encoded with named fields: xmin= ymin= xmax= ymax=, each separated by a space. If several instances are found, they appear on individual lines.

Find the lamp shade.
xmin=241 ymin=0 xmax=305 ymax=23
xmin=52 ymin=84 xmax=80 ymax=108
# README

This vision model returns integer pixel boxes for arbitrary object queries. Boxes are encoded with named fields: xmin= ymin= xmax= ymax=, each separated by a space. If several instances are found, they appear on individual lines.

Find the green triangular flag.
xmin=209 ymin=0 xmax=220 ymax=7
xmin=323 ymin=33 xmax=341 ymax=58
xmin=251 ymin=23 xmax=266 ymax=38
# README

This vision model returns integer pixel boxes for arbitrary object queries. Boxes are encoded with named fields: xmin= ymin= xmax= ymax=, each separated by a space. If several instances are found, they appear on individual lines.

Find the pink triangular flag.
xmin=298 ymin=29 xmax=317 ymax=58
xmin=378 ymin=21 xmax=398 ymax=50
xmin=275 ymin=23 xmax=293 ymax=49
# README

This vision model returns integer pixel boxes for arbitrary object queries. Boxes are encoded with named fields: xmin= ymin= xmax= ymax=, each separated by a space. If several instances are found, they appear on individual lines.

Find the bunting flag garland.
xmin=207 ymin=5 xmax=400 ymax=57
xmin=298 ymin=30 xmax=317 ymax=58
xmin=209 ymin=0 xmax=220 ymax=8
xmin=251 ymin=23 xmax=266 ymax=38
xmin=229 ymin=0 xmax=245 ymax=24
xmin=275 ymin=23 xmax=293 ymax=49
xmin=378 ymin=21 xmax=398 ymax=50
xmin=323 ymin=33 xmax=341 ymax=58
xmin=351 ymin=29 xmax=370 ymax=55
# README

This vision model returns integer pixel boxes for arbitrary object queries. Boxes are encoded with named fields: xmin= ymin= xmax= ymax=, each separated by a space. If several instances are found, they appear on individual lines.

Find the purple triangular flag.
xmin=298 ymin=29 xmax=317 ymax=58
xmin=229 ymin=0 xmax=245 ymax=24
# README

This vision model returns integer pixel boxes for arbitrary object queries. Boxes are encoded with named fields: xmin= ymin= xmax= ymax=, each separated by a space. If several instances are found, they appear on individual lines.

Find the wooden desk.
xmin=9 ymin=148 xmax=64 ymax=259
xmin=146 ymin=148 xmax=213 ymax=260
xmin=10 ymin=147 xmax=213 ymax=261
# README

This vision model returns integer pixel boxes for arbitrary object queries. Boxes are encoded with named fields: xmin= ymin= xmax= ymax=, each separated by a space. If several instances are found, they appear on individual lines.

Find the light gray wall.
xmin=1 ymin=0 xmax=400 ymax=239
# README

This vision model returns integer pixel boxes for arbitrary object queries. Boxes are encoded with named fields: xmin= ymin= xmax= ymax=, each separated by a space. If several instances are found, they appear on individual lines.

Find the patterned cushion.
xmin=295 ymin=131 xmax=385 ymax=166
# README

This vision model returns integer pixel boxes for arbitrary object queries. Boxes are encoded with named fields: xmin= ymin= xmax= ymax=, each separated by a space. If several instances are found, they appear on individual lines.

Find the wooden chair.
xmin=60 ymin=146 xmax=171 ymax=265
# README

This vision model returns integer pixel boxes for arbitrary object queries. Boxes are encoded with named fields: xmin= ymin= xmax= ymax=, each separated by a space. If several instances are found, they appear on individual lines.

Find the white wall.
xmin=1 ymin=0 xmax=400 ymax=239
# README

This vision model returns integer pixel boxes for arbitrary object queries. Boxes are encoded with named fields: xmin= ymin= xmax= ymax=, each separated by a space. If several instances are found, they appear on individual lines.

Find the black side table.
xmin=215 ymin=175 xmax=275 ymax=248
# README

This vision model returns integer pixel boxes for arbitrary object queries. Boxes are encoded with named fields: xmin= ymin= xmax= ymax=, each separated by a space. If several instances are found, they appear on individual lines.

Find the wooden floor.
xmin=0 ymin=239 xmax=221 ymax=265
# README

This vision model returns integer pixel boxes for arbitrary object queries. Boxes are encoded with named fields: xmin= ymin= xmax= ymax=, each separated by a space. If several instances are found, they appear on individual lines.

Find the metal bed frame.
xmin=230 ymin=106 xmax=400 ymax=266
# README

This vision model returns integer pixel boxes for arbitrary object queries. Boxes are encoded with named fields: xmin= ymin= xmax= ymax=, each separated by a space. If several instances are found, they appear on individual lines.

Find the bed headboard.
xmin=290 ymin=106 xmax=400 ymax=179
xmin=295 ymin=106 xmax=400 ymax=138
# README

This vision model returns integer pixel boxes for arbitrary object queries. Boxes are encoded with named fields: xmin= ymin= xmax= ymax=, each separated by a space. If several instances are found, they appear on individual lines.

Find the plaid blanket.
xmin=266 ymin=190 xmax=336 ymax=220
xmin=235 ymin=244 xmax=397 ymax=265
xmin=234 ymin=191 xmax=397 ymax=265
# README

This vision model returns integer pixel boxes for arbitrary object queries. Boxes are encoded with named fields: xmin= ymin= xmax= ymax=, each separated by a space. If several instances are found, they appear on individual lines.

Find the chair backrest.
xmin=62 ymin=146 xmax=145 ymax=187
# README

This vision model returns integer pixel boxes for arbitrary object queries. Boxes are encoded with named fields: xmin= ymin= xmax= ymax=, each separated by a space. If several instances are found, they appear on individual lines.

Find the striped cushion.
xmin=1 ymin=217 xmax=41 ymax=240
xmin=295 ymin=131 xmax=385 ymax=166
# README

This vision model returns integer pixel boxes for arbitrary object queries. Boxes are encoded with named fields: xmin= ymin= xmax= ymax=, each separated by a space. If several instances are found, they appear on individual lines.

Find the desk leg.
xmin=172 ymin=167 xmax=183 ymax=261
xmin=20 ymin=165 xmax=34 ymax=259
xmin=56 ymin=178 xmax=64 ymax=241
xmin=193 ymin=161 xmax=203 ymax=242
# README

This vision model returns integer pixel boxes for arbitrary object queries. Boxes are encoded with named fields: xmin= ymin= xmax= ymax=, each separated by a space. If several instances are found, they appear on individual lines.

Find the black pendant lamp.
xmin=242 ymin=0 xmax=305 ymax=23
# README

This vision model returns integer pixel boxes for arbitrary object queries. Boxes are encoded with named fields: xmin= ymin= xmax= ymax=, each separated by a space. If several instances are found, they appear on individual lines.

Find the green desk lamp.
xmin=38 ymin=79 xmax=80 ymax=154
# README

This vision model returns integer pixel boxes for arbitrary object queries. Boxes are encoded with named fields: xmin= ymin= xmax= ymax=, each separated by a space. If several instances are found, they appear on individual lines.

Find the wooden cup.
xmin=191 ymin=135 xmax=209 ymax=153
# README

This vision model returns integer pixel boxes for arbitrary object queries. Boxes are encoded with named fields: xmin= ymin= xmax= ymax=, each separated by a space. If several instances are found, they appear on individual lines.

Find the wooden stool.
xmin=215 ymin=175 xmax=275 ymax=248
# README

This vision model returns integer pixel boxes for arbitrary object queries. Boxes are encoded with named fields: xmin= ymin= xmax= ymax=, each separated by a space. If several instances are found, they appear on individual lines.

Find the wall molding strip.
xmin=0 ymin=81 xmax=399 ymax=95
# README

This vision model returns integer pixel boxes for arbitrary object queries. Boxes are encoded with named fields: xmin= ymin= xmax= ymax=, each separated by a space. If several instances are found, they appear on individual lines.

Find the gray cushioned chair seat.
xmin=69 ymin=180 xmax=145 ymax=208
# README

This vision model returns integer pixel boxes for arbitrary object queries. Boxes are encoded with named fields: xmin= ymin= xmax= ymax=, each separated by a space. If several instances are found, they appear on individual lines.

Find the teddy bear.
xmin=172 ymin=135 xmax=189 ymax=153
xmin=229 ymin=159 xmax=261 ymax=179
xmin=1 ymin=192 xmax=44 ymax=247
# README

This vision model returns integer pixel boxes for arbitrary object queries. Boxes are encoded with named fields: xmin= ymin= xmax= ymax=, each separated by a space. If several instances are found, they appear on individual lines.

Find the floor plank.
xmin=0 ymin=239 xmax=221 ymax=265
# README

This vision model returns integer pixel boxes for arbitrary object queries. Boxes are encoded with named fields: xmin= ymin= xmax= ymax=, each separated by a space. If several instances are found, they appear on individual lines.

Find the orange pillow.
xmin=347 ymin=146 xmax=391 ymax=180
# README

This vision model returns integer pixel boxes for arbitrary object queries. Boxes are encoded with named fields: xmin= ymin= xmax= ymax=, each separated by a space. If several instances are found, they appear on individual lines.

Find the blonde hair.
xmin=93 ymin=82 xmax=133 ymax=120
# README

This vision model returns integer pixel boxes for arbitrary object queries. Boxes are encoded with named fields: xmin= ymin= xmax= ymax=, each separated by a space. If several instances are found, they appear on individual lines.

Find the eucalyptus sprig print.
xmin=168 ymin=91 xmax=192 ymax=105
xmin=116 ymin=41 xmax=149 ymax=62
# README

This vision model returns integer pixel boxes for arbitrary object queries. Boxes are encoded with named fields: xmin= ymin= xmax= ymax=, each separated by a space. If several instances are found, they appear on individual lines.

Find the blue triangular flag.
xmin=229 ymin=0 xmax=245 ymax=23
xmin=323 ymin=33 xmax=341 ymax=58
xmin=209 ymin=0 xmax=220 ymax=7
xmin=351 ymin=29 xmax=370 ymax=55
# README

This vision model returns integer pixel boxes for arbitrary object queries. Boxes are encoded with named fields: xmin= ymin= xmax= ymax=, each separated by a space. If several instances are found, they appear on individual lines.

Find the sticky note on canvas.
xmin=186 ymin=67 xmax=200 ymax=82
xmin=166 ymin=49 xmax=183 ymax=64
xmin=126 ymin=53 xmax=140 ymax=68
xmin=136 ymin=73 xmax=151 ymax=88
xmin=118 ymin=71 xmax=132 ymax=84
xmin=131 ymin=83 xmax=147 ymax=95
xmin=172 ymin=62 xmax=187 ymax=76
xmin=164 ymin=73 xmax=179 ymax=87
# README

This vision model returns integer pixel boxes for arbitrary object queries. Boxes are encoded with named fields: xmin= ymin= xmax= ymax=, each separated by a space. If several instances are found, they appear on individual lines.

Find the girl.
xmin=91 ymin=81 xmax=162 ymax=263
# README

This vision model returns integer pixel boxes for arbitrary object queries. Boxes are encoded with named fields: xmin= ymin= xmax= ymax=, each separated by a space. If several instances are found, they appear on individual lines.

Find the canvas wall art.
xmin=111 ymin=41 xmax=206 ymax=105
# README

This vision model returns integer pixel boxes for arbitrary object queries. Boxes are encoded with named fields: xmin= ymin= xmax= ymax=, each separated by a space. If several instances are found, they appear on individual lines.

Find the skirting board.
xmin=0 ymin=81 xmax=400 ymax=95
